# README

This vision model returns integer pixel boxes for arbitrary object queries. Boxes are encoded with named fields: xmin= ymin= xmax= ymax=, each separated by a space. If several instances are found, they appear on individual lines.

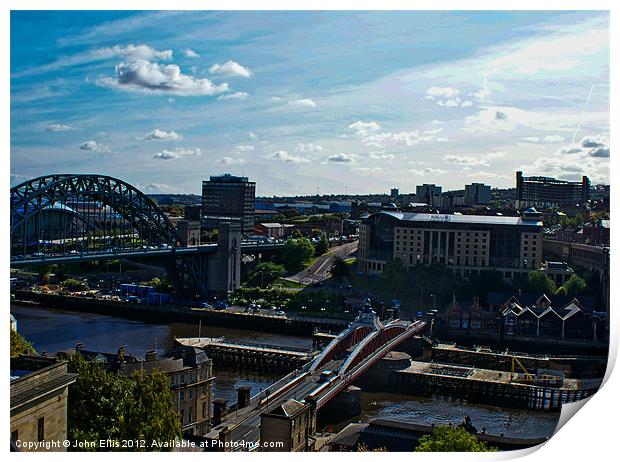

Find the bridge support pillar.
xmin=319 ymin=386 xmax=361 ymax=423
xmin=207 ymin=223 xmax=241 ymax=295
xmin=237 ymin=386 xmax=251 ymax=409
xmin=213 ymin=398 xmax=228 ymax=427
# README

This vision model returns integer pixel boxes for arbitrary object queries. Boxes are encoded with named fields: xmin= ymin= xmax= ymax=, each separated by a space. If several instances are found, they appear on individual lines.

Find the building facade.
xmin=414 ymin=184 xmax=442 ymax=208
xmin=358 ymin=210 xmax=544 ymax=279
xmin=516 ymin=171 xmax=590 ymax=209
xmin=202 ymin=174 xmax=255 ymax=233
xmin=10 ymin=355 xmax=78 ymax=452
xmin=119 ymin=347 xmax=214 ymax=437
xmin=464 ymin=183 xmax=491 ymax=205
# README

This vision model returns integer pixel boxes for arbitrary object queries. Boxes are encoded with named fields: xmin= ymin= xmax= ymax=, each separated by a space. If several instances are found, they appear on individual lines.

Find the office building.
xmin=390 ymin=188 xmax=399 ymax=198
xmin=358 ymin=208 xmax=544 ymax=280
xmin=516 ymin=171 xmax=589 ymax=209
xmin=202 ymin=174 xmax=255 ymax=233
xmin=414 ymin=184 xmax=442 ymax=208
xmin=464 ymin=183 xmax=491 ymax=205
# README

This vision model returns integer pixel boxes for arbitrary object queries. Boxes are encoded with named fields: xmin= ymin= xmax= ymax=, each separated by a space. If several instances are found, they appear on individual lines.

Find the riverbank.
xmin=11 ymin=289 xmax=348 ymax=336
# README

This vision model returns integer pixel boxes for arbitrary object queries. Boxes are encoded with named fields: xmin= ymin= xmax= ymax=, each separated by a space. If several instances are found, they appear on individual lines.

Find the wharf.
xmin=393 ymin=360 xmax=601 ymax=411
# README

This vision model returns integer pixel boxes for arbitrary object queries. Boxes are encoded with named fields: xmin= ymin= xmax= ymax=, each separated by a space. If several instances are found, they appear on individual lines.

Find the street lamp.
xmin=430 ymin=294 xmax=436 ymax=311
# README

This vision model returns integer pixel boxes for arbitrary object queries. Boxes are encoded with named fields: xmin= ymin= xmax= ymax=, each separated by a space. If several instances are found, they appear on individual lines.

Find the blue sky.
xmin=10 ymin=11 xmax=609 ymax=196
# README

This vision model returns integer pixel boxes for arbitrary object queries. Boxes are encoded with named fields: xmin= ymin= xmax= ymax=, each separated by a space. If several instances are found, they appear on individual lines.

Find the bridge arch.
xmin=11 ymin=174 xmax=181 ymax=254
xmin=309 ymin=325 xmax=374 ymax=373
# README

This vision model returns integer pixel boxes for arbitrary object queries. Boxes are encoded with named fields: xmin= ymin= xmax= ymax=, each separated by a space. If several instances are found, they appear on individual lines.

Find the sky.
xmin=10 ymin=11 xmax=610 ymax=197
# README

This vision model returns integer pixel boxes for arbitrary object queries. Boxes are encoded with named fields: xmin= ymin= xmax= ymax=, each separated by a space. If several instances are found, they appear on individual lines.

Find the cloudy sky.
xmin=10 ymin=11 xmax=609 ymax=196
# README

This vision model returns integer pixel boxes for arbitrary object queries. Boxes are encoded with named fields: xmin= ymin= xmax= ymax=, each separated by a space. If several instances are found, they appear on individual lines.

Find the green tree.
xmin=247 ymin=262 xmax=286 ymax=287
xmin=314 ymin=234 xmax=329 ymax=256
xmin=557 ymin=274 xmax=587 ymax=297
xmin=66 ymin=354 xmax=181 ymax=451
xmin=281 ymin=238 xmax=315 ymax=272
xmin=415 ymin=425 xmax=496 ymax=452
xmin=10 ymin=329 xmax=36 ymax=356
xmin=331 ymin=256 xmax=352 ymax=282
xmin=291 ymin=229 xmax=303 ymax=239
xmin=526 ymin=271 xmax=556 ymax=294
xmin=62 ymin=278 xmax=90 ymax=292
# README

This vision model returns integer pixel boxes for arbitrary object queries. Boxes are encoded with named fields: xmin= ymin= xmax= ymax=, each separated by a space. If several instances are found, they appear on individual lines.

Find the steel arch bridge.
xmin=11 ymin=174 xmax=181 ymax=256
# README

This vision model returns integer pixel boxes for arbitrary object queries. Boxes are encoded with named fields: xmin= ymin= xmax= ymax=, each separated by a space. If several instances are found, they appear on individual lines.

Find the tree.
xmin=415 ymin=425 xmax=496 ymax=452
xmin=281 ymin=238 xmax=315 ymax=272
xmin=291 ymin=229 xmax=303 ymax=239
xmin=557 ymin=274 xmax=587 ymax=297
xmin=62 ymin=278 xmax=90 ymax=292
xmin=331 ymin=256 xmax=352 ymax=282
xmin=314 ymin=234 xmax=329 ymax=256
xmin=66 ymin=354 xmax=181 ymax=451
xmin=526 ymin=271 xmax=556 ymax=295
xmin=10 ymin=330 xmax=36 ymax=356
xmin=247 ymin=262 xmax=286 ymax=287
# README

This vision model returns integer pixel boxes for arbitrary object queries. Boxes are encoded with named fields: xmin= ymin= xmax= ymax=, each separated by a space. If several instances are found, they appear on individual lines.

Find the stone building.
xmin=260 ymin=399 xmax=315 ymax=451
xmin=10 ymin=355 xmax=77 ymax=452
xmin=119 ymin=346 xmax=215 ymax=437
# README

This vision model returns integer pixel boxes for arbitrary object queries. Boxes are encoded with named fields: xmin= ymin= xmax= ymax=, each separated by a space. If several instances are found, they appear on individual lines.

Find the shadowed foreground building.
xmin=119 ymin=347 xmax=214 ymax=437
xmin=10 ymin=355 xmax=77 ymax=452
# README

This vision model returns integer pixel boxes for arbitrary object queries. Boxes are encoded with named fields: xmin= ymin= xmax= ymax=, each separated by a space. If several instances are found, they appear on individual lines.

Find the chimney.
xmin=237 ymin=386 xmax=251 ymax=409
xmin=145 ymin=350 xmax=158 ymax=362
xmin=213 ymin=398 xmax=228 ymax=427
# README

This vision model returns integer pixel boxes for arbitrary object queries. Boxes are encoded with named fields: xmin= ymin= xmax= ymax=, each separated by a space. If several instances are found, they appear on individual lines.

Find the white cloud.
xmin=218 ymin=156 xmax=245 ymax=165
xmin=143 ymin=183 xmax=176 ymax=194
xmin=182 ymin=48 xmax=200 ymax=58
xmin=461 ymin=100 xmax=473 ymax=107
xmin=522 ymin=134 xmax=565 ymax=143
xmin=269 ymin=150 xmax=309 ymax=163
xmin=96 ymin=44 xmax=173 ymax=61
xmin=425 ymin=86 xmax=462 ymax=107
xmin=97 ymin=59 xmax=228 ymax=96
xmin=328 ymin=153 xmax=356 ymax=163
xmin=409 ymin=167 xmax=446 ymax=175
xmin=349 ymin=120 xmax=381 ymax=137
xmin=13 ymin=43 xmax=174 ymax=78
xmin=426 ymin=86 xmax=459 ymax=98
xmin=556 ymin=135 xmax=610 ymax=159
xmin=269 ymin=96 xmax=283 ymax=103
xmin=351 ymin=166 xmax=383 ymax=175
xmin=139 ymin=128 xmax=181 ymax=141
xmin=248 ymin=132 xmax=258 ymax=139
xmin=209 ymin=60 xmax=252 ymax=78
xmin=79 ymin=140 xmax=109 ymax=152
xmin=235 ymin=145 xmax=255 ymax=152
xmin=290 ymin=98 xmax=317 ymax=108
xmin=46 ymin=123 xmax=76 ymax=132
xmin=218 ymin=91 xmax=249 ymax=101
xmin=444 ymin=152 xmax=505 ymax=168
xmin=152 ymin=147 xmax=202 ymax=160
xmin=368 ymin=151 xmax=395 ymax=160
xmin=296 ymin=143 xmax=323 ymax=153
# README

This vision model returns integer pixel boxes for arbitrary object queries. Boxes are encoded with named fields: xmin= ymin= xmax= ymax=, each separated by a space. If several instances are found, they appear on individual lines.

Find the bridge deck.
xmin=175 ymin=337 xmax=312 ymax=357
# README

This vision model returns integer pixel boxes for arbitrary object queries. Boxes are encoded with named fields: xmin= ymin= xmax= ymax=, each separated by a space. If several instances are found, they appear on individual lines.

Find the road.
xmin=286 ymin=241 xmax=358 ymax=285
xmin=224 ymin=359 xmax=344 ymax=450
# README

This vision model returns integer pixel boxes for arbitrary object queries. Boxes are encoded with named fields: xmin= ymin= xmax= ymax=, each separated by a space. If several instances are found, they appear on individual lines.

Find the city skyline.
xmin=11 ymin=11 xmax=610 ymax=196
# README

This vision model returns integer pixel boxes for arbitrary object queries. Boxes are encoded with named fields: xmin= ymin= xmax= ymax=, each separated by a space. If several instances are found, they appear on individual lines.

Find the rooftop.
xmin=370 ymin=211 xmax=543 ymax=227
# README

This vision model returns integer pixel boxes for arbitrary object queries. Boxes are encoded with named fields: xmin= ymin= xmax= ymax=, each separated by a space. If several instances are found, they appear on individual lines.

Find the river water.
xmin=11 ymin=303 xmax=560 ymax=439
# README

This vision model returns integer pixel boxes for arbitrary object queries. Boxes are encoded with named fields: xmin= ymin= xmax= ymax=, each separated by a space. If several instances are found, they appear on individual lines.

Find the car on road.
xmin=32 ymin=251 xmax=45 ymax=257
xmin=274 ymin=310 xmax=286 ymax=316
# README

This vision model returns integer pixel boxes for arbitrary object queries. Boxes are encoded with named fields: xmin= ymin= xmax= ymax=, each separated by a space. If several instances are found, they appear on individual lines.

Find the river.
xmin=11 ymin=303 xmax=560 ymax=439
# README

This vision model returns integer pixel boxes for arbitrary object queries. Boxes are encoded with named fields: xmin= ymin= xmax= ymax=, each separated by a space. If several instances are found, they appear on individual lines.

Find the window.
xmin=202 ymin=402 xmax=207 ymax=419
xmin=189 ymin=390 xmax=194 ymax=400
xmin=180 ymin=391 xmax=185 ymax=401
xmin=180 ymin=374 xmax=185 ymax=384
xmin=37 ymin=417 xmax=44 ymax=442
